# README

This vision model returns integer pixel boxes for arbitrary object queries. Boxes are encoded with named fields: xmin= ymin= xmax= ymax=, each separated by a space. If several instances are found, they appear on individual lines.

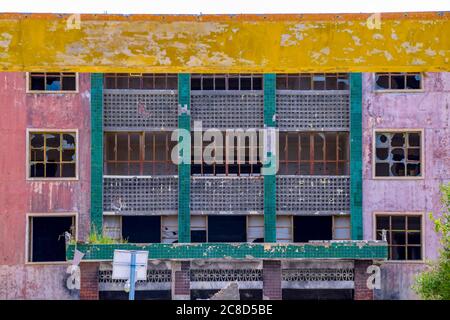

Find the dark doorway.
xmin=122 ymin=216 xmax=161 ymax=243
xmin=208 ymin=216 xmax=247 ymax=242
xmin=30 ymin=216 xmax=74 ymax=262
xmin=99 ymin=290 xmax=171 ymax=300
xmin=293 ymin=216 xmax=332 ymax=242
xmin=282 ymin=289 xmax=353 ymax=300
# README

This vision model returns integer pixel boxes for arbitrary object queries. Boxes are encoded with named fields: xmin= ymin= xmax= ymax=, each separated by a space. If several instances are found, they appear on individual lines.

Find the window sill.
xmin=27 ymin=177 xmax=79 ymax=182
xmin=371 ymin=176 xmax=424 ymax=180
xmin=25 ymin=261 xmax=71 ymax=266
xmin=26 ymin=90 xmax=79 ymax=94
xmin=373 ymin=89 xmax=424 ymax=94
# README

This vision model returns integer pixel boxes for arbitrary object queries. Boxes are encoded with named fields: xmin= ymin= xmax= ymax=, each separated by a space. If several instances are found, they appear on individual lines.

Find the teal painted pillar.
xmin=90 ymin=73 xmax=104 ymax=235
xmin=350 ymin=73 xmax=363 ymax=240
xmin=178 ymin=74 xmax=191 ymax=243
xmin=263 ymin=74 xmax=277 ymax=242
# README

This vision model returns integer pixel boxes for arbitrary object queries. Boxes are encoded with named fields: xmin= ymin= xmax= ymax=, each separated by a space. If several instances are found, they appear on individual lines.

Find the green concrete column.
xmin=178 ymin=74 xmax=191 ymax=243
xmin=90 ymin=73 xmax=104 ymax=235
xmin=350 ymin=73 xmax=363 ymax=240
xmin=263 ymin=74 xmax=277 ymax=242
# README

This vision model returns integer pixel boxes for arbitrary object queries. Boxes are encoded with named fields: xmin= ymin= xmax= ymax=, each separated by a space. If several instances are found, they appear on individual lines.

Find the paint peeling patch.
xmin=401 ymin=42 xmax=424 ymax=54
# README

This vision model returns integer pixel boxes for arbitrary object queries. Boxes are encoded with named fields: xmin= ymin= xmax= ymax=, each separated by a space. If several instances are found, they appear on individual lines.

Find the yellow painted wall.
xmin=0 ymin=12 xmax=448 ymax=72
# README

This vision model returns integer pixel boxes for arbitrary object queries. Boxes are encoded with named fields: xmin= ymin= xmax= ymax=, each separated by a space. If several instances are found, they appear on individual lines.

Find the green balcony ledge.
xmin=66 ymin=241 xmax=387 ymax=261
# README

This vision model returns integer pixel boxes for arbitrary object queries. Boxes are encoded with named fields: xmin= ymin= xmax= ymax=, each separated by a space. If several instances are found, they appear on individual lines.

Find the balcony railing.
xmin=277 ymin=175 xmax=350 ymax=214
xmin=191 ymin=176 xmax=264 ymax=214
xmin=276 ymin=91 xmax=350 ymax=131
xmin=103 ymin=89 xmax=178 ymax=130
xmin=103 ymin=176 xmax=178 ymax=215
xmin=191 ymin=91 xmax=264 ymax=129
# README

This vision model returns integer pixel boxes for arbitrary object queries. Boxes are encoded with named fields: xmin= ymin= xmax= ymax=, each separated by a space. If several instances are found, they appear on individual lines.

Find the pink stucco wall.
xmin=362 ymin=72 xmax=450 ymax=299
xmin=0 ymin=72 xmax=91 ymax=299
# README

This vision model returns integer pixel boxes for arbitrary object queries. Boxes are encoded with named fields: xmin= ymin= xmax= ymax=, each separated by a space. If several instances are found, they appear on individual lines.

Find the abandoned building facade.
xmin=0 ymin=71 xmax=448 ymax=300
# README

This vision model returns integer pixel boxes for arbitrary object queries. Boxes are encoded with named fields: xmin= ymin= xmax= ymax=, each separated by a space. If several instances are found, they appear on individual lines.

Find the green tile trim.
xmin=263 ymin=74 xmax=277 ymax=242
xmin=90 ymin=73 xmax=104 ymax=235
xmin=178 ymin=73 xmax=191 ymax=243
xmin=67 ymin=241 xmax=387 ymax=261
xmin=350 ymin=73 xmax=363 ymax=240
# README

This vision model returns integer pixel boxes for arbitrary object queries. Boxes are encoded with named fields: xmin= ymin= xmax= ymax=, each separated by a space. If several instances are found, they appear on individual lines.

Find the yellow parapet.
xmin=0 ymin=12 xmax=448 ymax=72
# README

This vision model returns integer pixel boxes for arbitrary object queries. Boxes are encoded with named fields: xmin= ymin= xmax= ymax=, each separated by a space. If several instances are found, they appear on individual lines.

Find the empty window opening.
xmin=374 ymin=131 xmax=422 ymax=177
xmin=191 ymin=216 xmax=207 ymax=243
xmin=104 ymin=73 xmax=178 ymax=90
xmin=28 ymin=216 xmax=75 ymax=262
xmin=29 ymin=131 xmax=77 ymax=178
xmin=279 ymin=132 xmax=349 ymax=175
xmin=376 ymin=214 xmax=422 ymax=260
xmin=191 ymin=131 xmax=262 ymax=176
xmin=191 ymin=74 xmax=263 ymax=91
xmin=375 ymin=73 xmax=422 ymax=91
xmin=104 ymin=131 xmax=177 ymax=175
xmin=28 ymin=73 xmax=77 ymax=92
xmin=122 ymin=216 xmax=161 ymax=243
xmin=276 ymin=73 xmax=349 ymax=90
xmin=208 ymin=216 xmax=247 ymax=243
xmin=293 ymin=216 xmax=333 ymax=242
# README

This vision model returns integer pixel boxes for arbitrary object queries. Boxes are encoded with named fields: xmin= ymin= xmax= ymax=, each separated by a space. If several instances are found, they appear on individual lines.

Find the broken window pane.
xmin=375 ymin=72 xmax=421 ymax=91
xmin=293 ymin=216 xmax=332 ymax=242
xmin=374 ymin=132 xmax=422 ymax=177
xmin=29 ymin=132 xmax=76 ymax=178
xmin=122 ymin=216 xmax=161 ymax=243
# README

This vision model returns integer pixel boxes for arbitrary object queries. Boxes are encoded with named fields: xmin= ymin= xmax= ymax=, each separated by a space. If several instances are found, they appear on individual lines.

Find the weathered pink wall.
xmin=362 ymin=72 xmax=450 ymax=299
xmin=0 ymin=72 xmax=91 ymax=299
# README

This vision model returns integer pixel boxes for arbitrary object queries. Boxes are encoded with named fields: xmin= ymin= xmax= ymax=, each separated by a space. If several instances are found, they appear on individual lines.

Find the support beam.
xmin=171 ymin=261 xmax=191 ymax=300
xmin=178 ymin=74 xmax=191 ymax=243
xmin=263 ymin=260 xmax=282 ymax=300
xmin=350 ymin=73 xmax=363 ymax=240
xmin=80 ymin=262 xmax=100 ymax=300
xmin=354 ymin=260 xmax=374 ymax=300
xmin=0 ymin=13 xmax=448 ymax=72
xmin=263 ymin=74 xmax=277 ymax=242
xmin=90 ymin=73 xmax=103 ymax=235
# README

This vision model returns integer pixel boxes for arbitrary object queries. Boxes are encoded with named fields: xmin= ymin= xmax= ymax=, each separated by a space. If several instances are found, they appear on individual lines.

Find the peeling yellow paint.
xmin=0 ymin=12 xmax=448 ymax=72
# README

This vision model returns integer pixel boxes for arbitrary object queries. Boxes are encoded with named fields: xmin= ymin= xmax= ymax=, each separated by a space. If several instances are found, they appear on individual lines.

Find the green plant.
xmin=414 ymin=183 xmax=450 ymax=300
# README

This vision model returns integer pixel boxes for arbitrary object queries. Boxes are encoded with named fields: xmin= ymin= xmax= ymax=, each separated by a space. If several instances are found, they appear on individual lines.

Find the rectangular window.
xmin=104 ymin=73 xmax=178 ymax=90
xmin=208 ymin=216 xmax=247 ymax=242
xmin=374 ymin=131 xmax=422 ymax=178
xmin=333 ymin=215 xmax=351 ymax=240
xmin=293 ymin=216 xmax=333 ymax=242
xmin=278 ymin=132 xmax=349 ymax=175
xmin=191 ymin=131 xmax=262 ymax=176
xmin=28 ymin=215 xmax=75 ymax=262
xmin=122 ymin=216 xmax=161 ymax=243
xmin=375 ymin=214 xmax=422 ymax=260
xmin=276 ymin=73 xmax=349 ymax=90
xmin=374 ymin=72 xmax=422 ymax=91
xmin=104 ymin=132 xmax=177 ymax=175
xmin=29 ymin=131 xmax=77 ymax=178
xmin=28 ymin=73 xmax=77 ymax=92
xmin=191 ymin=74 xmax=263 ymax=91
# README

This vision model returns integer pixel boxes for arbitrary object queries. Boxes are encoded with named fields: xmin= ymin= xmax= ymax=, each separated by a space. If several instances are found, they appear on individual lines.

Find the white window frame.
xmin=372 ymin=128 xmax=425 ymax=180
xmin=25 ymin=212 xmax=78 ymax=265
xmin=26 ymin=128 xmax=79 ymax=181
xmin=26 ymin=72 xmax=79 ymax=94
